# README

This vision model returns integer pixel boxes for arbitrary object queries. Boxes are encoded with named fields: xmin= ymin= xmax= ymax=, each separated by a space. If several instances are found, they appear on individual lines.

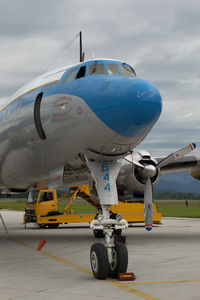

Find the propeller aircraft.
xmin=0 ymin=33 xmax=200 ymax=279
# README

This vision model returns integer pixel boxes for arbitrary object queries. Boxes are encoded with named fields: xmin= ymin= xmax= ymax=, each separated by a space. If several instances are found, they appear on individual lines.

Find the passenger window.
xmin=64 ymin=68 xmax=78 ymax=83
xmin=89 ymin=64 xmax=106 ymax=75
xmin=0 ymin=111 xmax=3 ymax=121
xmin=107 ymin=64 xmax=120 ymax=75
xmin=16 ymin=100 xmax=22 ymax=115
xmin=76 ymin=66 xmax=86 ymax=79
xmin=9 ymin=101 xmax=18 ymax=114
xmin=120 ymin=64 xmax=136 ymax=77
xmin=3 ymin=106 xmax=9 ymax=120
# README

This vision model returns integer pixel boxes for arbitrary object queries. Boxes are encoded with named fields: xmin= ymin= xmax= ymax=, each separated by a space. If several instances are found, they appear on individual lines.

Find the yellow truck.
xmin=24 ymin=185 xmax=162 ymax=229
xmin=24 ymin=187 xmax=97 ymax=228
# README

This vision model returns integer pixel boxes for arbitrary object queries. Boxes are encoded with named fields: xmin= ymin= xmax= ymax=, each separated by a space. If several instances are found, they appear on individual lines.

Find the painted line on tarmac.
xmin=106 ymin=279 xmax=159 ymax=300
xmin=122 ymin=280 xmax=200 ymax=285
xmin=39 ymin=250 xmax=159 ymax=300
xmin=13 ymin=239 xmax=160 ymax=300
xmin=41 ymin=250 xmax=93 ymax=275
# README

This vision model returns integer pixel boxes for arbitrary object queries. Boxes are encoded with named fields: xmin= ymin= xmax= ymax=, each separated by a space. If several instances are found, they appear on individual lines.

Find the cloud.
xmin=0 ymin=0 xmax=200 ymax=155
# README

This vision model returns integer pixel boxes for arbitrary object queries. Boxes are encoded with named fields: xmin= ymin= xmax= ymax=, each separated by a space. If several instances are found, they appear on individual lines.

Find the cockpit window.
xmin=64 ymin=67 xmax=78 ymax=83
xmin=89 ymin=64 xmax=106 ymax=75
xmin=120 ymin=63 xmax=136 ymax=77
xmin=107 ymin=64 xmax=120 ymax=75
xmin=76 ymin=66 xmax=86 ymax=79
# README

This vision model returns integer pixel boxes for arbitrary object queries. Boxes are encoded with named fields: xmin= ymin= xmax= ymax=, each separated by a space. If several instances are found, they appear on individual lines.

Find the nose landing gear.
xmin=87 ymin=159 xmax=128 ymax=280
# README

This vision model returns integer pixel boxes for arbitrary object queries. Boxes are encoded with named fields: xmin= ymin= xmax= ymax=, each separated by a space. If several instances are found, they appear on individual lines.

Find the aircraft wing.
xmin=156 ymin=155 xmax=200 ymax=179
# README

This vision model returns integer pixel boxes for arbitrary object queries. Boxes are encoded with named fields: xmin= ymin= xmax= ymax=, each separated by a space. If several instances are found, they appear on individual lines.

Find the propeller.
xmin=126 ymin=143 xmax=196 ymax=231
xmin=157 ymin=143 xmax=196 ymax=169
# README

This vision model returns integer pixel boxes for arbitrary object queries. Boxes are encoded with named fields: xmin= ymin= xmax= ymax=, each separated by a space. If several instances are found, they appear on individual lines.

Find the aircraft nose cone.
xmin=106 ymin=78 xmax=162 ymax=137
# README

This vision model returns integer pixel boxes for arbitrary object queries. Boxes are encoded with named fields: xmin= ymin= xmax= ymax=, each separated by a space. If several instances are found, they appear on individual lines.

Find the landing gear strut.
xmin=87 ymin=159 xmax=128 ymax=280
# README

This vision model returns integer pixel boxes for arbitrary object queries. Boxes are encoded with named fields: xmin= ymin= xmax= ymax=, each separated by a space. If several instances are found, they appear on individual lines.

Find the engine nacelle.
xmin=189 ymin=159 xmax=200 ymax=180
xmin=117 ymin=151 xmax=160 ymax=201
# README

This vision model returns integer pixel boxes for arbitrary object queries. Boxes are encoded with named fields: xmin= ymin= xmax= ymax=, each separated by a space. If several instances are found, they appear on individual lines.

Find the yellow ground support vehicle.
xmin=24 ymin=185 xmax=162 ymax=228
xmin=24 ymin=187 xmax=96 ymax=228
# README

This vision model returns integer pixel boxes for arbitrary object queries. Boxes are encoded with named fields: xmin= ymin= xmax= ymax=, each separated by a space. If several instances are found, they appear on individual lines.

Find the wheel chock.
xmin=118 ymin=272 xmax=135 ymax=281
xmin=37 ymin=239 xmax=46 ymax=251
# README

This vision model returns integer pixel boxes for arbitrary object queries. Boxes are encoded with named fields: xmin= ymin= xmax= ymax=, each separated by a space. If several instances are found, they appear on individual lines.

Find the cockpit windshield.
xmin=107 ymin=64 xmax=120 ymax=75
xmin=89 ymin=64 xmax=106 ymax=75
xmin=119 ymin=63 xmax=136 ymax=77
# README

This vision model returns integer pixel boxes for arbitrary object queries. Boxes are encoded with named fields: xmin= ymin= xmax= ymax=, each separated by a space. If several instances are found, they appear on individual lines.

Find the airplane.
xmin=0 ymin=32 xmax=200 ymax=280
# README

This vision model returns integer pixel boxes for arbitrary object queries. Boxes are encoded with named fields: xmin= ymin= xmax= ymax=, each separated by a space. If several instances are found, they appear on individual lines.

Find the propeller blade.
xmin=157 ymin=143 xmax=196 ymax=169
xmin=123 ymin=157 xmax=144 ymax=169
xmin=144 ymin=177 xmax=153 ymax=231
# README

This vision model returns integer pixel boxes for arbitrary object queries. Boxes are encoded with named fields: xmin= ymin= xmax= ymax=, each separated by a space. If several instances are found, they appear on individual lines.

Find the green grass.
xmin=0 ymin=199 xmax=98 ymax=214
xmin=0 ymin=199 xmax=26 ymax=211
xmin=1 ymin=198 xmax=200 ymax=218
xmin=58 ymin=203 xmax=98 ymax=214
xmin=155 ymin=200 xmax=200 ymax=218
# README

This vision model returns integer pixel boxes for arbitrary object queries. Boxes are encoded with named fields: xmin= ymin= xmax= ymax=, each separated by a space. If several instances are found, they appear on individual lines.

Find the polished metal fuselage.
xmin=0 ymin=59 xmax=162 ymax=191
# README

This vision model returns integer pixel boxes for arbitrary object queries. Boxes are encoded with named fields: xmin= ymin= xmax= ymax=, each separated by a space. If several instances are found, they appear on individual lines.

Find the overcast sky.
xmin=0 ymin=0 xmax=200 ymax=157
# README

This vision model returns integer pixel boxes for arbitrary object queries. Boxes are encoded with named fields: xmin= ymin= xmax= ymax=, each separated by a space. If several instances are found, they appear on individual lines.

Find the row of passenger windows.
xmin=64 ymin=63 xmax=136 ymax=83
xmin=0 ymin=100 xmax=22 ymax=121
xmin=0 ymin=63 xmax=136 ymax=121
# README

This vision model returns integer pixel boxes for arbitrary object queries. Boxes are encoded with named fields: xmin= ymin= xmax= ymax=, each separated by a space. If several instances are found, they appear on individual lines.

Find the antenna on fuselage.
xmin=79 ymin=31 xmax=85 ymax=62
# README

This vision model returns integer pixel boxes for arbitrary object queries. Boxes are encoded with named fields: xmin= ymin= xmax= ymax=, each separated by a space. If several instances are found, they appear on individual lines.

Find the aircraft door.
xmin=34 ymin=92 xmax=47 ymax=140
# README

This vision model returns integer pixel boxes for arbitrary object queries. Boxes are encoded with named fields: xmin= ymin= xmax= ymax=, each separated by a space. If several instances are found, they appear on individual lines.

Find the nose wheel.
xmin=109 ymin=242 xmax=128 ymax=278
xmin=90 ymin=243 xmax=109 ymax=279
xmin=90 ymin=242 xmax=128 ymax=280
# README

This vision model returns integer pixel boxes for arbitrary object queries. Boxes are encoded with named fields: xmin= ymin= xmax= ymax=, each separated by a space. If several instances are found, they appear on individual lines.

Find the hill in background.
xmin=155 ymin=172 xmax=200 ymax=193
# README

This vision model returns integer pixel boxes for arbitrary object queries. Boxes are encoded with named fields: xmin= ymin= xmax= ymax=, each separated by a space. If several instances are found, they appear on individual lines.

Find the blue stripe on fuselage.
xmin=60 ymin=75 xmax=162 ymax=138
xmin=5 ymin=59 xmax=162 ymax=141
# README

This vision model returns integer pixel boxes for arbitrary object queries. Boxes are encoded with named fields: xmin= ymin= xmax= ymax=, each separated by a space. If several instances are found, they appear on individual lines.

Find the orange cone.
xmin=37 ymin=239 xmax=46 ymax=251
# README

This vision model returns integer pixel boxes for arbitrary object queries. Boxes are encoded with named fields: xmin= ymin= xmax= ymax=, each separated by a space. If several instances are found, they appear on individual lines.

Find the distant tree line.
xmin=155 ymin=192 xmax=200 ymax=200
xmin=0 ymin=192 xmax=27 ymax=199
xmin=0 ymin=190 xmax=65 ymax=199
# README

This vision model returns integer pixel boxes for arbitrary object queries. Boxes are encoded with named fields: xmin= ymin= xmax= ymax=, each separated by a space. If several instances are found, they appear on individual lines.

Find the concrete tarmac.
xmin=0 ymin=210 xmax=200 ymax=300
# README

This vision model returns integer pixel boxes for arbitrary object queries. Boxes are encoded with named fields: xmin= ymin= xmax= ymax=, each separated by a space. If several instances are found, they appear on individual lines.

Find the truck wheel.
xmin=48 ymin=224 xmax=59 ymax=229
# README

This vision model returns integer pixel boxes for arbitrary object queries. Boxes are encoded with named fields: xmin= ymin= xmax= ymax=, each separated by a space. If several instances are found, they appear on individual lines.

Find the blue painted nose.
xmin=100 ymin=78 xmax=162 ymax=137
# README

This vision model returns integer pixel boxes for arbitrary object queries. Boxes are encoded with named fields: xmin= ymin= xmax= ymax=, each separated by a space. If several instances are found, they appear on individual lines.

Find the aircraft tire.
xmin=93 ymin=229 xmax=104 ymax=238
xmin=90 ymin=243 xmax=109 ymax=279
xmin=114 ymin=229 xmax=122 ymax=236
xmin=109 ymin=243 xmax=128 ymax=278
